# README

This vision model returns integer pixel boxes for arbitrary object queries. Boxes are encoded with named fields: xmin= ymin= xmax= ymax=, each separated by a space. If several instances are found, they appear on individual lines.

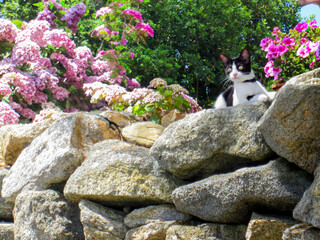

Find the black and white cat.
xmin=214 ymin=49 xmax=275 ymax=109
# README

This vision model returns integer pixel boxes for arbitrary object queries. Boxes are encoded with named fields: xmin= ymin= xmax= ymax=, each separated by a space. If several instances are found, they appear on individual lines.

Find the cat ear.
xmin=219 ymin=54 xmax=231 ymax=66
xmin=240 ymin=49 xmax=250 ymax=63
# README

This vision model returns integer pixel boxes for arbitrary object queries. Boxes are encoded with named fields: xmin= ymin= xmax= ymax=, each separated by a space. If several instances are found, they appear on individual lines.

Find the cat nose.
xmin=233 ymin=73 xmax=238 ymax=77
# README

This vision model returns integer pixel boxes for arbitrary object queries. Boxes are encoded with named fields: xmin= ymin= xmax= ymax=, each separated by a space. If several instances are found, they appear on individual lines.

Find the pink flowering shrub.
xmin=260 ymin=20 xmax=320 ymax=89
xmin=0 ymin=102 xmax=19 ymax=127
xmin=84 ymin=78 xmax=202 ymax=122
xmin=0 ymin=0 xmax=201 ymax=126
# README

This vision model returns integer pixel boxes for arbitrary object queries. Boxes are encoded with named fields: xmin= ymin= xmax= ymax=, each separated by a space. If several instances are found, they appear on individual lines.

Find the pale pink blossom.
xmin=126 ymin=78 xmax=141 ymax=90
xmin=0 ymin=19 xmax=20 ymax=43
xmin=181 ymin=93 xmax=202 ymax=113
xmin=20 ymin=108 xmax=37 ymax=119
xmin=122 ymin=88 xmax=152 ymax=104
xmin=148 ymin=78 xmax=167 ymax=88
xmin=45 ymin=29 xmax=76 ymax=57
xmin=90 ymin=25 xmax=111 ymax=37
xmin=51 ymin=86 xmax=69 ymax=101
xmin=297 ymin=44 xmax=310 ymax=58
xmin=0 ymin=82 xmax=11 ymax=96
xmin=90 ymin=60 xmax=111 ymax=75
xmin=11 ymin=40 xmax=41 ymax=66
xmin=0 ymin=102 xmax=19 ymax=126
xmin=16 ymin=20 xmax=51 ymax=47
xmin=143 ymin=91 xmax=164 ymax=103
xmin=96 ymin=7 xmax=112 ymax=18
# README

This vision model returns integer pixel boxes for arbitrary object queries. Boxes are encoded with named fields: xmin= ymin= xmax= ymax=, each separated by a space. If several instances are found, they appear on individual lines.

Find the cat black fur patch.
xmin=222 ymin=86 xmax=234 ymax=107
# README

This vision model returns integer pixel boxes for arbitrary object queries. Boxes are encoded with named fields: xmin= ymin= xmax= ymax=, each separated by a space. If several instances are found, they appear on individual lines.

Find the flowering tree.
xmin=260 ymin=20 xmax=320 ymax=89
xmin=0 ymin=0 xmax=201 ymax=126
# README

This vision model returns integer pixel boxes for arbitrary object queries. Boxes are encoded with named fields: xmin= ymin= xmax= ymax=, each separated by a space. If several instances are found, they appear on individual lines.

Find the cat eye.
xmin=227 ymin=67 xmax=232 ymax=72
xmin=238 ymin=65 xmax=244 ymax=70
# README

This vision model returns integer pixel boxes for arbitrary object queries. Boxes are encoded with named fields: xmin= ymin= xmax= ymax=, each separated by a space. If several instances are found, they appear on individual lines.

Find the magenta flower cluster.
xmin=260 ymin=20 xmax=320 ymax=83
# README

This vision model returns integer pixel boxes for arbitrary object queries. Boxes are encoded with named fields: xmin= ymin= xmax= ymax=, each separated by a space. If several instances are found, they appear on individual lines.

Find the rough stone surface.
xmin=161 ymin=109 xmax=186 ymax=127
xmin=0 ymin=168 xmax=13 ymax=220
xmin=122 ymin=122 xmax=165 ymax=147
xmin=13 ymin=189 xmax=84 ymax=240
xmin=1 ymin=112 xmax=120 ymax=202
xmin=282 ymin=223 xmax=320 ymax=240
xmin=258 ymin=69 xmax=320 ymax=173
xmin=64 ymin=140 xmax=184 ymax=206
xmin=79 ymin=199 xmax=127 ymax=240
xmin=151 ymin=101 xmax=274 ymax=179
xmin=124 ymin=204 xmax=191 ymax=228
xmin=166 ymin=223 xmax=247 ymax=240
xmin=245 ymin=212 xmax=297 ymax=240
xmin=0 ymin=223 xmax=14 ymax=240
xmin=172 ymin=159 xmax=312 ymax=223
xmin=293 ymin=164 xmax=320 ymax=228
xmin=99 ymin=110 xmax=140 ymax=128
xmin=0 ymin=119 xmax=57 ymax=166
xmin=125 ymin=221 xmax=179 ymax=240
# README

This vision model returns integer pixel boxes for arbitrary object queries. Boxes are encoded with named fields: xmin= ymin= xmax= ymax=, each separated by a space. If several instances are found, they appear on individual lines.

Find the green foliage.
xmin=125 ymin=0 xmax=302 ymax=106
xmin=0 ymin=0 xmax=302 ymax=108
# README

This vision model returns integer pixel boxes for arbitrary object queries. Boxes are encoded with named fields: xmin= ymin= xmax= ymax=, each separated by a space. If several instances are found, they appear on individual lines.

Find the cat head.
xmin=219 ymin=49 xmax=255 ymax=83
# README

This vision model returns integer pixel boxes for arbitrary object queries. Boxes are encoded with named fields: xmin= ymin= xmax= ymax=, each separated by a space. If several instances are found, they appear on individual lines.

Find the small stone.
xmin=166 ymin=223 xmax=247 ymax=240
xmin=79 ymin=199 xmax=127 ymax=240
xmin=161 ymin=109 xmax=186 ymax=127
xmin=245 ymin=212 xmax=297 ymax=240
xmin=282 ymin=223 xmax=320 ymax=240
xmin=125 ymin=221 xmax=179 ymax=240
xmin=124 ymin=204 xmax=191 ymax=228
xmin=0 ymin=223 xmax=14 ymax=240
xmin=13 ymin=189 xmax=84 ymax=240
xmin=122 ymin=122 xmax=164 ymax=147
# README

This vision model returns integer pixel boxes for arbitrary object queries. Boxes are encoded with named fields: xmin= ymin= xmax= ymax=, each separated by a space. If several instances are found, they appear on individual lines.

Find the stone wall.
xmin=1 ymin=68 xmax=320 ymax=239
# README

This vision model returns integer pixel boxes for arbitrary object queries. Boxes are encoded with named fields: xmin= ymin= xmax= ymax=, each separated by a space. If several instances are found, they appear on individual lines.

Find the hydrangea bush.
xmin=260 ymin=20 xmax=320 ymax=89
xmin=0 ymin=0 xmax=201 ymax=126
xmin=84 ymin=78 xmax=202 ymax=122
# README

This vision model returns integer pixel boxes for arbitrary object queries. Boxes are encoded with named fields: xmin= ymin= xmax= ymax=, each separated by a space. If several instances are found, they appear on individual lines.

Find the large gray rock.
xmin=79 ymin=199 xmax=127 ymax=240
xmin=165 ymin=223 xmax=247 ymax=240
xmin=1 ymin=112 xmax=120 ymax=202
xmin=258 ymin=69 xmax=320 ymax=173
xmin=124 ymin=204 xmax=191 ymax=228
xmin=13 ymin=189 xmax=84 ymax=240
xmin=0 ymin=168 xmax=13 ymax=220
xmin=0 ymin=223 xmax=14 ymax=240
xmin=282 ymin=223 xmax=320 ymax=240
xmin=293 ymin=164 xmax=320 ymax=228
xmin=64 ymin=140 xmax=184 ymax=206
xmin=245 ymin=212 xmax=297 ymax=240
xmin=172 ymin=159 xmax=312 ymax=223
xmin=151 ymin=101 xmax=274 ymax=179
